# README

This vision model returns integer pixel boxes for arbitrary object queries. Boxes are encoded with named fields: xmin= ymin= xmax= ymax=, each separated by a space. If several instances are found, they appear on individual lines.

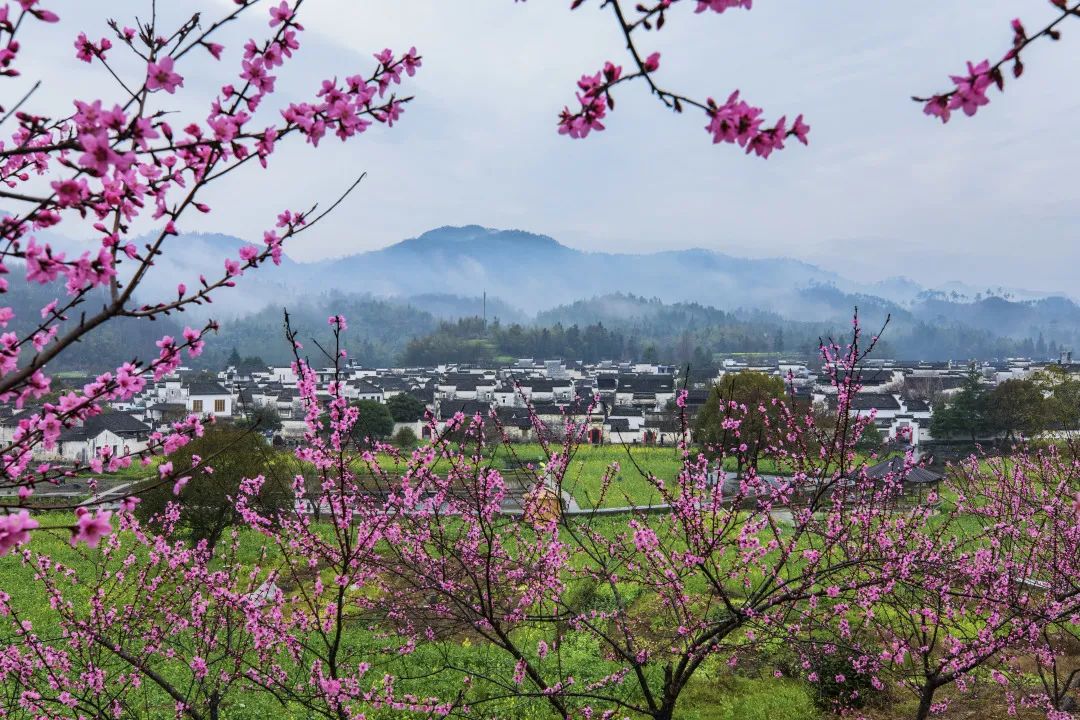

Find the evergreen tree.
xmin=985 ymin=378 xmax=1050 ymax=442
xmin=693 ymin=371 xmax=788 ymax=470
xmin=135 ymin=428 xmax=290 ymax=554
xmin=350 ymin=400 xmax=395 ymax=445
xmin=387 ymin=393 xmax=427 ymax=422
xmin=929 ymin=368 xmax=989 ymax=441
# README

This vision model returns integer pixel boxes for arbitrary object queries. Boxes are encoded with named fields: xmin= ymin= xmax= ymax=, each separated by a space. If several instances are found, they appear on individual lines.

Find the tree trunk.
xmin=654 ymin=686 xmax=678 ymax=720
xmin=915 ymin=685 xmax=937 ymax=720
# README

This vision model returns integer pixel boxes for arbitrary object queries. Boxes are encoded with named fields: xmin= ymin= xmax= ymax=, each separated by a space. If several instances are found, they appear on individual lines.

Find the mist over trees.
xmin=398 ymin=295 xmax=1062 ymax=367
xmin=9 ymin=283 xmax=1070 ymax=375
xmin=13 ymin=288 xmax=1069 ymax=374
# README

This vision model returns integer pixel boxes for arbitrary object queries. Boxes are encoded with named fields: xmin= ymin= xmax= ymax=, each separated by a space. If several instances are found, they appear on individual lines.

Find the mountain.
xmin=72 ymin=224 xmax=847 ymax=317
xmin=301 ymin=226 xmax=580 ymax=312
xmin=204 ymin=291 xmax=441 ymax=368
xmin=398 ymin=293 xmax=526 ymax=323
xmin=26 ymin=223 xmax=1071 ymax=324
xmin=910 ymin=295 xmax=1080 ymax=340
xmin=14 ymin=223 xmax=1080 ymax=367
xmin=292 ymin=225 xmax=850 ymax=315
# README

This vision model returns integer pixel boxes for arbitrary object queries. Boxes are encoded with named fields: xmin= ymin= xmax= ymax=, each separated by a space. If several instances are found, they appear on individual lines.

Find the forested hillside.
xmin=6 ymin=284 xmax=184 ymax=371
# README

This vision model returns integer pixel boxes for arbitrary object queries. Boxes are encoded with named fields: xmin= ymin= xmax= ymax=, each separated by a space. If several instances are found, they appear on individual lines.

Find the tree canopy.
xmin=929 ymin=368 xmax=990 ymax=441
xmin=984 ymin=378 xmax=1051 ymax=443
xmin=692 ymin=371 xmax=789 ymax=468
xmin=351 ymin=400 xmax=395 ymax=445
xmin=135 ymin=427 xmax=291 ymax=553
xmin=386 ymin=392 xmax=427 ymax=422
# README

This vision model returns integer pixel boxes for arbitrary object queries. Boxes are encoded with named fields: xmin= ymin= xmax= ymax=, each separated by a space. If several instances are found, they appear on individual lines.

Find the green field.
xmin=0 ymin=510 xmax=824 ymax=719
xmin=0 ymin=501 xmax=1029 ymax=720
xmin=2 ymin=445 xmax=1047 ymax=720
xmin=483 ymin=443 xmax=884 ymax=508
xmin=77 ymin=442 xmax=889 ymax=511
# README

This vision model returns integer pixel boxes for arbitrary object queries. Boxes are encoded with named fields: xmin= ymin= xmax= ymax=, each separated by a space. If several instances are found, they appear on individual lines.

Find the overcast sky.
xmin=15 ymin=1 xmax=1080 ymax=293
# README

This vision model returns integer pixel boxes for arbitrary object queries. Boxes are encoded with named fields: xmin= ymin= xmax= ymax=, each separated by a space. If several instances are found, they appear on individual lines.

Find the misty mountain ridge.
xmin=17 ymin=222 xmax=1080 ymax=359
xmin=284 ymin=224 xmax=1073 ymax=315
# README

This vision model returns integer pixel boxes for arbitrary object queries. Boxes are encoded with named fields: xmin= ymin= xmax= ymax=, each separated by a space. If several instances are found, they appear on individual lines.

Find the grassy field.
xmin=0 ymin=511 xmax=826 ymax=719
xmin=1 ymin=507 xmax=1045 ymax=719
xmin=484 ymin=443 xmax=885 ymax=508
xmin=18 ymin=433 xmax=1062 ymax=718
xmin=4 ymin=437 xmax=1059 ymax=720
xmin=483 ymin=442 xmax=685 ymax=508
xmin=76 ymin=441 xmax=889 ymax=511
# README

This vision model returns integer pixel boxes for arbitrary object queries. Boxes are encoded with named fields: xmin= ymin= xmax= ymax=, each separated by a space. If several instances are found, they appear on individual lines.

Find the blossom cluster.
xmin=557 ymin=61 xmax=625 ymax=139
xmin=705 ymin=91 xmax=809 ymax=158
xmin=920 ymin=4 xmax=1079 ymax=123
xmin=922 ymin=60 xmax=996 ymax=123
xmin=553 ymin=0 xmax=809 ymax=155
xmin=0 ymin=0 xmax=419 ymax=553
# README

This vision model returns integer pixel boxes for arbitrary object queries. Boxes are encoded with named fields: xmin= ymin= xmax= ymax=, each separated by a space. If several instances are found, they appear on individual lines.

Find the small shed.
xmin=523 ymin=484 xmax=564 ymax=525
xmin=863 ymin=457 xmax=943 ymax=501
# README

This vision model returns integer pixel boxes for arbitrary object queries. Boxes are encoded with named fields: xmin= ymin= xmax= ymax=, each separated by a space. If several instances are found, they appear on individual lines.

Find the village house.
xmin=436 ymin=373 xmax=497 ymax=402
xmin=369 ymin=374 xmax=414 ymax=398
xmin=51 ymin=412 xmax=151 ymax=464
xmin=347 ymin=379 xmax=385 ymax=404
xmin=185 ymin=381 xmax=233 ymax=418
xmin=828 ymin=392 xmax=932 ymax=447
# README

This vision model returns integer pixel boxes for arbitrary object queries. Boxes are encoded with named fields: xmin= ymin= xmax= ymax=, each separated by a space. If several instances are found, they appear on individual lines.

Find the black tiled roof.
xmin=617 ymin=374 xmax=674 ymax=393
xmin=372 ymin=376 xmax=411 ymax=391
xmin=352 ymin=380 xmax=383 ymax=394
xmin=828 ymin=393 xmax=900 ymax=411
xmin=186 ymin=381 xmax=229 ymax=396
xmin=60 ymin=412 xmax=150 ymax=442
xmin=438 ymin=400 xmax=492 ymax=419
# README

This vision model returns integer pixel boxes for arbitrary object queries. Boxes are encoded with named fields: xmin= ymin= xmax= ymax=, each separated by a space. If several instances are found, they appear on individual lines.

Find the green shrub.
xmin=393 ymin=426 xmax=418 ymax=448
xmin=806 ymin=649 xmax=881 ymax=713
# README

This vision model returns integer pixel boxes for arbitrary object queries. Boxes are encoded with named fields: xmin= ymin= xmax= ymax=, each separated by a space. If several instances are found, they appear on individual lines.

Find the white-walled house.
xmin=437 ymin=374 xmax=496 ymax=402
xmin=268 ymin=366 xmax=298 ymax=385
xmin=348 ymin=379 xmax=385 ymax=404
xmin=493 ymin=385 xmax=520 ymax=407
xmin=144 ymin=403 xmax=189 ymax=427
xmin=832 ymin=393 xmax=933 ymax=447
xmin=1 ymin=410 xmax=151 ymax=463
xmin=528 ymin=380 xmax=557 ymax=404
xmin=614 ymin=374 xmax=675 ymax=410
xmin=370 ymin=375 xmax=413 ymax=399
xmin=52 ymin=413 xmax=151 ymax=464
xmin=153 ymin=377 xmax=186 ymax=405
xmin=0 ymin=408 xmax=31 ymax=446
xmin=604 ymin=418 xmax=645 ymax=444
xmin=185 ymin=381 xmax=233 ymax=418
